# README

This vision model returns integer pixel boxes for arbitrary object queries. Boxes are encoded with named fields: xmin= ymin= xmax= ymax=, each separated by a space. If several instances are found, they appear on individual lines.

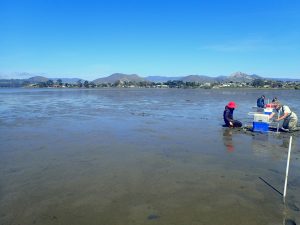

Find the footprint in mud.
xmin=147 ymin=214 xmax=160 ymax=220
xmin=51 ymin=216 xmax=58 ymax=220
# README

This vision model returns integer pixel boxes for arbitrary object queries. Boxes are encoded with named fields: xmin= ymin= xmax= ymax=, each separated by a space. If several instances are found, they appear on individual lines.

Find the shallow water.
xmin=0 ymin=88 xmax=300 ymax=225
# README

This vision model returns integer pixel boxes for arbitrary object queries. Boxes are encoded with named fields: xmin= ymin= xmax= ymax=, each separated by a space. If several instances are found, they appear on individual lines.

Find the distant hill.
xmin=145 ymin=76 xmax=183 ymax=83
xmin=0 ymin=71 xmax=298 ymax=88
xmin=268 ymin=77 xmax=300 ymax=82
xmin=93 ymin=73 xmax=146 ymax=84
xmin=227 ymin=72 xmax=261 ymax=82
xmin=181 ymin=75 xmax=215 ymax=83
xmin=28 ymin=76 xmax=49 ymax=83
xmin=215 ymin=75 xmax=228 ymax=82
xmin=145 ymin=72 xmax=262 ymax=83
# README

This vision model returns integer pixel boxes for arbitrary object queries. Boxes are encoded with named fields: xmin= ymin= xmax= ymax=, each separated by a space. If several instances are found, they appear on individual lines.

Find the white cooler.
xmin=254 ymin=114 xmax=269 ymax=123
xmin=253 ymin=114 xmax=269 ymax=132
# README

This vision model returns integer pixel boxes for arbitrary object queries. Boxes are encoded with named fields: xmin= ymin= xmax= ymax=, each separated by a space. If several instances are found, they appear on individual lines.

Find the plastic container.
xmin=264 ymin=108 xmax=273 ymax=115
xmin=266 ymin=103 xmax=276 ymax=108
xmin=253 ymin=122 xmax=269 ymax=132
xmin=254 ymin=114 xmax=269 ymax=123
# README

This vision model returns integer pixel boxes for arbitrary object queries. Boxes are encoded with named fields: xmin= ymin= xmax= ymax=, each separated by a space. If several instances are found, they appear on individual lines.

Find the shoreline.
xmin=1 ymin=86 xmax=299 ymax=90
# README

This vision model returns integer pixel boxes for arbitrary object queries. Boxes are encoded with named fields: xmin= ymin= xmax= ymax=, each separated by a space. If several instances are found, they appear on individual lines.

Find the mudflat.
xmin=0 ymin=88 xmax=299 ymax=225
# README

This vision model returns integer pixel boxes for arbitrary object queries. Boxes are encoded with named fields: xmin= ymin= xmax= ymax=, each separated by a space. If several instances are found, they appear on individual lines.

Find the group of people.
xmin=256 ymin=95 xmax=277 ymax=108
xmin=223 ymin=96 xmax=299 ymax=132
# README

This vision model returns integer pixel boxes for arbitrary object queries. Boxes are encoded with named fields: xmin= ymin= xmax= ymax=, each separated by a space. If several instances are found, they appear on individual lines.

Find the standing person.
xmin=269 ymin=101 xmax=299 ymax=132
xmin=223 ymin=101 xmax=242 ymax=128
xmin=257 ymin=95 xmax=265 ymax=108
xmin=272 ymin=97 xmax=278 ymax=103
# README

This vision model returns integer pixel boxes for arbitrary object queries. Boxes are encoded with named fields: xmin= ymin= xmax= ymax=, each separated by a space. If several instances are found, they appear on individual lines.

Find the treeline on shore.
xmin=1 ymin=78 xmax=300 ymax=89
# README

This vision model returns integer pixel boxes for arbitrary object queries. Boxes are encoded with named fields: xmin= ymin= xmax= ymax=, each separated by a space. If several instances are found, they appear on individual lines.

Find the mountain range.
xmin=93 ymin=73 xmax=145 ymax=84
xmin=0 ymin=72 xmax=299 ymax=87
xmin=92 ymin=72 xmax=263 ymax=84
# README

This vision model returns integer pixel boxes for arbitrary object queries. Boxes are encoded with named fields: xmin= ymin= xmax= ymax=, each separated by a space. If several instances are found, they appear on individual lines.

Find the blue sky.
xmin=0 ymin=0 xmax=299 ymax=80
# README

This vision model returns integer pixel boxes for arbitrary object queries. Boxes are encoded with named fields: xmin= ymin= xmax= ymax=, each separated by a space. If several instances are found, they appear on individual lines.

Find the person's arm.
xmin=269 ymin=112 xmax=276 ymax=120
xmin=275 ymin=112 xmax=289 ymax=122
xmin=224 ymin=110 xmax=234 ymax=126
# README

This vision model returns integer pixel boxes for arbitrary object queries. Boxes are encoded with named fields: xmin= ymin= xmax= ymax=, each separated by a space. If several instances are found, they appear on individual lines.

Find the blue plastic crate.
xmin=253 ymin=122 xmax=269 ymax=132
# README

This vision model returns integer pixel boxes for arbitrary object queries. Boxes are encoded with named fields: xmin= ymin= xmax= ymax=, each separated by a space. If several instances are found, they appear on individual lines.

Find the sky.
xmin=0 ymin=0 xmax=300 ymax=80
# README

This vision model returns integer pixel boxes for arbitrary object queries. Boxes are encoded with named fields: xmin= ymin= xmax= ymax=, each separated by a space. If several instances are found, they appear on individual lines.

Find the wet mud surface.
xmin=0 ymin=88 xmax=300 ymax=225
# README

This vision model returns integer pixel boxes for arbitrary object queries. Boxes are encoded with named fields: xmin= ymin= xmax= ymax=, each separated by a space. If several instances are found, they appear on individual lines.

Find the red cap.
xmin=227 ymin=101 xmax=237 ymax=109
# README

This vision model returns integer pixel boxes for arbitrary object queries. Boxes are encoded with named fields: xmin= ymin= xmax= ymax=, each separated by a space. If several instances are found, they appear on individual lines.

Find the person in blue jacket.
xmin=257 ymin=95 xmax=265 ymax=108
xmin=223 ymin=101 xmax=242 ymax=128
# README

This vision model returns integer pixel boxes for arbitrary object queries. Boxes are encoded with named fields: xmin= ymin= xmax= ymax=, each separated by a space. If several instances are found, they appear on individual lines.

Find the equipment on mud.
xmin=252 ymin=114 xmax=269 ymax=132
xmin=248 ymin=104 xmax=279 ymax=133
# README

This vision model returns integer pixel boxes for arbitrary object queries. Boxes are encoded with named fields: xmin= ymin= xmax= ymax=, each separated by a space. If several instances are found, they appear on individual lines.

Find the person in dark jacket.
xmin=223 ymin=101 xmax=242 ymax=128
xmin=257 ymin=95 xmax=265 ymax=108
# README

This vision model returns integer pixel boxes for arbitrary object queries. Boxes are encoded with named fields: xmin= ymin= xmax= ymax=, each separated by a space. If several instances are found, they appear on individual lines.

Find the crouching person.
xmin=223 ymin=101 xmax=242 ymax=128
xmin=270 ymin=101 xmax=299 ymax=132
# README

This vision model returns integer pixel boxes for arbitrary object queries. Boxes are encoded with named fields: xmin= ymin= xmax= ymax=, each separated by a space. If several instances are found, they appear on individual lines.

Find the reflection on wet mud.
xmin=281 ymin=138 xmax=291 ymax=148
xmin=251 ymin=133 xmax=269 ymax=154
xmin=222 ymin=128 xmax=235 ymax=153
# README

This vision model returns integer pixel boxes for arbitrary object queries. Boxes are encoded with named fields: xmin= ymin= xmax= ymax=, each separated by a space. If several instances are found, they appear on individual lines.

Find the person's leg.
xmin=282 ymin=118 xmax=290 ymax=129
xmin=224 ymin=122 xmax=230 ymax=127
xmin=233 ymin=120 xmax=242 ymax=127
xmin=288 ymin=117 xmax=298 ymax=131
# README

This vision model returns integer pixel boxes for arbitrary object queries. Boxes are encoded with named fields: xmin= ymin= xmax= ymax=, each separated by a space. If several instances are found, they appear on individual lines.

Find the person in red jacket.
xmin=223 ymin=101 xmax=242 ymax=128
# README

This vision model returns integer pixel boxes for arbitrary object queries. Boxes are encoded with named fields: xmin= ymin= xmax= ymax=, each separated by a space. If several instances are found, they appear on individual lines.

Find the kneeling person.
xmin=270 ymin=101 xmax=299 ymax=132
xmin=223 ymin=101 xmax=242 ymax=128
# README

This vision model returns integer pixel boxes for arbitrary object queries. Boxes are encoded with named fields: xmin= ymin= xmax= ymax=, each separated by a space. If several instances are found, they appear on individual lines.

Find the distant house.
xmin=27 ymin=84 xmax=38 ymax=88
xmin=157 ymin=84 xmax=169 ymax=88
xmin=221 ymin=84 xmax=231 ymax=87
